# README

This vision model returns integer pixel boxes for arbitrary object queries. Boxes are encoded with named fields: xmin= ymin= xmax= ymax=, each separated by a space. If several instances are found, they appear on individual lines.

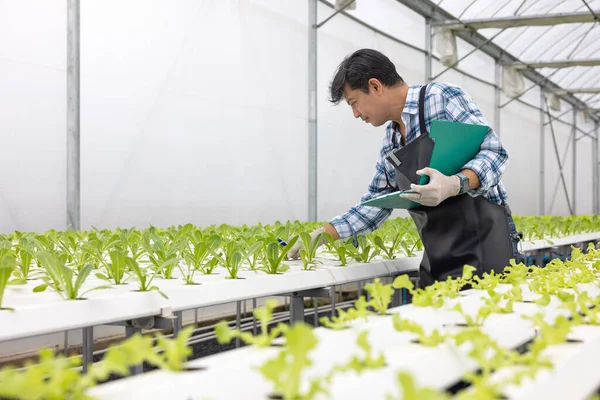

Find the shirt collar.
xmin=390 ymin=85 xmax=421 ymax=134
xmin=401 ymin=85 xmax=422 ymax=115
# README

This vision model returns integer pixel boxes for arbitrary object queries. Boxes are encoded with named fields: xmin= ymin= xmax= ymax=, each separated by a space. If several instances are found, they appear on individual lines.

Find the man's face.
xmin=343 ymin=80 xmax=388 ymax=127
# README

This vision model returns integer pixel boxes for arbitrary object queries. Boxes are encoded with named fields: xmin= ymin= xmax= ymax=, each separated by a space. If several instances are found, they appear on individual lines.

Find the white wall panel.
xmin=544 ymin=120 xmax=574 ymax=216
xmin=81 ymin=0 xmax=308 ymax=229
xmin=1 ymin=0 xmax=597 ymax=234
xmin=500 ymin=101 xmax=541 ymax=216
xmin=0 ymin=0 xmax=66 ymax=234
xmin=316 ymin=2 xmax=424 ymax=222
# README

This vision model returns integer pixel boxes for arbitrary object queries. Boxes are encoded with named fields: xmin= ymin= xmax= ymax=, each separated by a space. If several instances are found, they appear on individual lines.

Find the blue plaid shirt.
xmin=330 ymin=82 xmax=509 ymax=242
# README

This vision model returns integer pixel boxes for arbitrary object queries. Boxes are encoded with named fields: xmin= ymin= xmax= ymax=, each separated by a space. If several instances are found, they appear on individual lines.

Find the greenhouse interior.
xmin=2 ymin=0 xmax=600 ymax=398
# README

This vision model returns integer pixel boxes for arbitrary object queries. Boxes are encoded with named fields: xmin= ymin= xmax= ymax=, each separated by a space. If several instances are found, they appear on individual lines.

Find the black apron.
xmin=389 ymin=85 xmax=513 ymax=288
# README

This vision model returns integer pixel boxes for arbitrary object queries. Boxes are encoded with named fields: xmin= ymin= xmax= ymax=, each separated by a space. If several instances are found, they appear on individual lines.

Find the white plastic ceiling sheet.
xmin=435 ymin=0 xmax=600 ymax=112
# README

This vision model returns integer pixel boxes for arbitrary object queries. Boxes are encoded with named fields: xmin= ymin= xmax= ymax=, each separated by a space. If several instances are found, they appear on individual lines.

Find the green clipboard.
xmin=360 ymin=120 xmax=489 ymax=209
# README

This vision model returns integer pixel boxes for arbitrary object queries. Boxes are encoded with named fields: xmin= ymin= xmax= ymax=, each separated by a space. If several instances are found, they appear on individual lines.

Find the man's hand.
xmin=399 ymin=167 xmax=460 ymax=207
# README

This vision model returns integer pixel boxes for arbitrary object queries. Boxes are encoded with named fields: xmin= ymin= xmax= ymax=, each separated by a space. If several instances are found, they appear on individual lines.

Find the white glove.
xmin=288 ymin=227 xmax=326 ymax=260
xmin=399 ymin=167 xmax=460 ymax=207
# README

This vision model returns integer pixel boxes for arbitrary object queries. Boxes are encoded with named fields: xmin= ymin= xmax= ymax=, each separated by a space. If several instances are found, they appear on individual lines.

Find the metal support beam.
xmin=125 ymin=326 xmax=143 ymax=375
xmin=395 ymin=0 xmax=599 ymax=124
xmin=435 ymin=11 xmax=599 ymax=30
xmin=173 ymin=311 xmax=183 ymax=337
xmin=82 ymin=327 xmax=93 ymax=373
xmin=572 ymin=109 xmax=577 ymax=215
xmin=592 ymin=122 xmax=600 ymax=214
xmin=540 ymin=91 xmax=545 ymax=215
xmin=308 ymin=0 xmax=318 ymax=222
xmin=288 ymin=287 xmax=331 ymax=325
xmin=507 ymin=58 xmax=600 ymax=69
xmin=316 ymin=0 xmax=355 ymax=28
xmin=549 ymin=88 xmax=600 ymax=95
xmin=495 ymin=61 xmax=501 ymax=137
xmin=425 ymin=18 xmax=432 ymax=82
xmin=67 ymin=0 xmax=80 ymax=231
xmin=252 ymin=298 xmax=257 ymax=335
xmin=235 ymin=301 xmax=241 ymax=347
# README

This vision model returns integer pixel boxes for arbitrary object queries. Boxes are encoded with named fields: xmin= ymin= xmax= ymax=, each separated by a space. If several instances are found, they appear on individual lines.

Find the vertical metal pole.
xmin=495 ymin=61 xmax=501 ymax=137
xmin=63 ymin=331 xmax=69 ymax=356
xmin=290 ymin=293 xmax=305 ymax=325
xmin=82 ymin=327 xmax=93 ymax=373
xmin=540 ymin=91 xmax=545 ymax=215
xmin=572 ymin=109 xmax=577 ymax=215
xmin=308 ymin=0 xmax=318 ymax=222
xmin=330 ymin=286 xmax=336 ymax=318
xmin=173 ymin=311 xmax=183 ymax=337
xmin=67 ymin=0 xmax=81 ymax=231
xmin=252 ymin=298 xmax=257 ymax=335
xmin=391 ymin=287 xmax=402 ymax=308
xmin=313 ymin=297 xmax=319 ymax=327
xmin=425 ymin=18 xmax=432 ymax=82
xmin=125 ymin=326 xmax=143 ymax=375
xmin=235 ymin=301 xmax=241 ymax=348
xmin=593 ymin=122 xmax=600 ymax=214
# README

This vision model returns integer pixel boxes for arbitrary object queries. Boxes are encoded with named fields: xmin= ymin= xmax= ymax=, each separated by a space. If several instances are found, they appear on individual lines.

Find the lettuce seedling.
xmin=212 ymin=241 xmax=246 ymax=279
xmin=387 ymin=371 xmax=451 ymax=400
xmin=142 ymin=230 xmax=182 ymax=279
xmin=451 ymin=303 xmax=492 ymax=327
xmin=0 ymin=254 xmax=17 ymax=310
xmin=392 ymin=314 xmax=445 ymax=346
xmin=216 ymin=299 xmax=288 ymax=347
xmin=342 ymin=331 xmax=386 ymax=373
xmin=299 ymin=231 xmax=327 ymax=270
xmin=258 ymin=322 xmax=318 ymax=400
xmin=95 ymin=249 xmax=129 ymax=285
xmin=348 ymin=235 xmax=380 ymax=263
xmin=153 ymin=326 xmax=195 ymax=371
xmin=126 ymin=257 xmax=168 ymax=299
xmin=33 ymin=252 xmax=112 ymax=300
xmin=324 ymin=237 xmax=355 ymax=266
xmin=370 ymin=233 xmax=402 ymax=260
xmin=180 ymin=234 xmax=221 ymax=282
xmin=261 ymin=236 xmax=299 ymax=274
xmin=364 ymin=278 xmax=394 ymax=315
xmin=320 ymin=296 xmax=371 ymax=329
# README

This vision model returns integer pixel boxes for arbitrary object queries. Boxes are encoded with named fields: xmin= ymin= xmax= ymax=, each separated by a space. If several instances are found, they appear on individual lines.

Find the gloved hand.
xmin=288 ymin=227 xmax=326 ymax=260
xmin=399 ymin=167 xmax=460 ymax=207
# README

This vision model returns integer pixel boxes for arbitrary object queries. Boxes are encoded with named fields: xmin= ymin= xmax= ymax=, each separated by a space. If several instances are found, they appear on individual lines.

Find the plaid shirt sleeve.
xmin=329 ymin=128 xmax=397 ymax=244
xmin=441 ymin=86 xmax=509 ymax=197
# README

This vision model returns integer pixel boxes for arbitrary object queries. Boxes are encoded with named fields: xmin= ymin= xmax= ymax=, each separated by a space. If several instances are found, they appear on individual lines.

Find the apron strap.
xmin=418 ymin=84 xmax=428 ymax=135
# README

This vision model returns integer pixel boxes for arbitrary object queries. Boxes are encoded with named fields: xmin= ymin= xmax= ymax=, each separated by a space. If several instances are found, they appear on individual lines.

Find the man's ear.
xmin=368 ymin=78 xmax=383 ymax=95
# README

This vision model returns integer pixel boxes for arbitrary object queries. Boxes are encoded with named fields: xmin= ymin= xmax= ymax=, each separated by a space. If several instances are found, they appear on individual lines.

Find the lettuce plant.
xmin=0 ymin=254 xmax=17 ymax=310
xmin=127 ymin=257 xmax=167 ymax=299
xmin=324 ymin=237 xmax=355 ymax=266
xmin=392 ymin=314 xmax=445 ymax=346
xmin=260 ymin=236 xmax=299 ymax=275
xmin=153 ymin=326 xmax=195 ymax=371
xmin=33 ymin=252 xmax=111 ymax=300
xmin=180 ymin=234 xmax=221 ymax=282
xmin=142 ymin=230 xmax=182 ymax=279
xmin=95 ymin=249 xmax=129 ymax=285
xmin=258 ymin=322 xmax=319 ymax=400
xmin=212 ymin=241 xmax=261 ymax=279
xmin=387 ymin=371 xmax=451 ymax=400
xmin=12 ymin=234 xmax=36 ymax=282
xmin=215 ymin=299 xmax=288 ymax=347
xmin=319 ymin=296 xmax=371 ymax=329
xmin=348 ymin=236 xmax=380 ymax=263
xmin=299 ymin=232 xmax=327 ymax=270
xmin=364 ymin=278 xmax=394 ymax=315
